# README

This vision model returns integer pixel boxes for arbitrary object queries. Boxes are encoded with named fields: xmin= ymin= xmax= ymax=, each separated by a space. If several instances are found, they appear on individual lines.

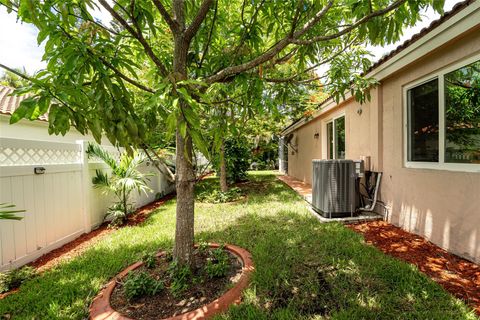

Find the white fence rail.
xmin=0 ymin=138 xmax=174 ymax=271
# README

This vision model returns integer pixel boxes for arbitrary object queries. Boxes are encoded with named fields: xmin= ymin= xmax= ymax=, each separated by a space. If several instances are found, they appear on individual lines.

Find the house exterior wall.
xmin=285 ymin=28 xmax=480 ymax=263
xmin=287 ymin=118 xmax=322 ymax=184
xmin=0 ymin=115 xmax=107 ymax=144
xmin=380 ymin=30 xmax=480 ymax=263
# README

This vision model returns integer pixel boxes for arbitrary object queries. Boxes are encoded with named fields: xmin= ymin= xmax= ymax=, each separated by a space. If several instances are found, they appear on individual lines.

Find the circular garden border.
xmin=90 ymin=243 xmax=254 ymax=320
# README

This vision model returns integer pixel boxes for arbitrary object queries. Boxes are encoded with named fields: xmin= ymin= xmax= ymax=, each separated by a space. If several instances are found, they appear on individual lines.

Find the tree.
xmin=87 ymin=143 xmax=152 ymax=225
xmin=0 ymin=0 xmax=444 ymax=266
xmin=0 ymin=68 xmax=30 ymax=88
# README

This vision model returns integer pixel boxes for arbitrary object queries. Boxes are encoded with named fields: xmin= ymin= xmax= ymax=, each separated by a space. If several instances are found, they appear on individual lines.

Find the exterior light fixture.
xmin=314 ymin=133 xmax=320 ymax=139
xmin=34 ymin=167 xmax=46 ymax=175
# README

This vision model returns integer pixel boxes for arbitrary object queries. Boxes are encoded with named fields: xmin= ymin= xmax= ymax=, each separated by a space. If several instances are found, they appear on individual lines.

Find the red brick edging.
xmin=89 ymin=244 xmax=254 ymax=320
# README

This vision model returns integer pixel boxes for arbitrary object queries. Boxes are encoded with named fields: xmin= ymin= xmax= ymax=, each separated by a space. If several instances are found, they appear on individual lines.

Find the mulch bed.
xmin=0 ymin=194 xmax=175 ymax=300
xmin=110 ymin=249 xmax=242 ymax=320
xmin=347 ymin=221 xmax=480 ymax=315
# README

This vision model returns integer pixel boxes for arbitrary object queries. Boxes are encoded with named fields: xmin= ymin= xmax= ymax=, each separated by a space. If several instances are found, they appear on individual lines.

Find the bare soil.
xmin=347 ymin=221 xmax=480 ymax=315
xmin=110 ymin=249 xmax=242 ymax=320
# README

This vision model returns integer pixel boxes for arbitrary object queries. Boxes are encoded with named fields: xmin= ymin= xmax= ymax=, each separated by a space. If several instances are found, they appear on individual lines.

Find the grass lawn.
xmin=0 ymin=171 xmax=477 ymax=319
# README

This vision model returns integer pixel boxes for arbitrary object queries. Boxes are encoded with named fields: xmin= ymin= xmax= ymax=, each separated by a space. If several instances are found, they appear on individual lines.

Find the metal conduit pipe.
xmin=359 ymin=172 xmax=382 ymax=212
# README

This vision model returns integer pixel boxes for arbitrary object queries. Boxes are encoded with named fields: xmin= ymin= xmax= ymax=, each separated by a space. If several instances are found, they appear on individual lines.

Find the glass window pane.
xmin=335 ymin=116 xmax=345 ymax=159
xmin=444 ymin=60 xmax=480 ymax=164
xmin=407 ymin=79 xmax=439 ymax=162
xmin=327 ymin=122 xmax=333 ymax=159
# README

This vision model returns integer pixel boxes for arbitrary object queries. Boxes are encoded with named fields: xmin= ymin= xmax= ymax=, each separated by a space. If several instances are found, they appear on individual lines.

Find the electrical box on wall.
xmin=360 ymin=155 xmax=371 ymax=171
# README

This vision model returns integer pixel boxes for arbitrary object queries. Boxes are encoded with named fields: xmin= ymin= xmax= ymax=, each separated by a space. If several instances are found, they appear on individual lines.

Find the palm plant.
xmin=0 ymin=203 xmax=24 ymax=220
xmin=86 ymin=143 xmax=152 ymax=225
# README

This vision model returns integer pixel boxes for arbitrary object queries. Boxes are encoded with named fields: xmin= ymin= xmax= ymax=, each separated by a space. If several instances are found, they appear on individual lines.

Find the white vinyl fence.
xmin=0 ymin=137 xmax=174 ymax=271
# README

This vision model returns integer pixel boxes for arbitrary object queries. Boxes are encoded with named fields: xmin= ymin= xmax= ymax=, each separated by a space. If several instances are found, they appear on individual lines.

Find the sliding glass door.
xmin=326 ymin=116 xmax=345 ymax=159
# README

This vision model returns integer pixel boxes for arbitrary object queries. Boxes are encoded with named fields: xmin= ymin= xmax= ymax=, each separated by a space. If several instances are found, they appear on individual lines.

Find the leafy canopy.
xmin=1 ymin=0 xmax=444 ymax=153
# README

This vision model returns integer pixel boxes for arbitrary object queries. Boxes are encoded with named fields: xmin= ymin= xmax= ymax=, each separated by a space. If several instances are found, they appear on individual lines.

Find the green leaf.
xmin=10 ymin=97 xmax=37 ymax=124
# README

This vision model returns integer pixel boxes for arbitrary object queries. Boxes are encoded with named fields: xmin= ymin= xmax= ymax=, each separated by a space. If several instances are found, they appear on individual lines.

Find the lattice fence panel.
xmin=0 ymin=139 xmax=82 ymax=166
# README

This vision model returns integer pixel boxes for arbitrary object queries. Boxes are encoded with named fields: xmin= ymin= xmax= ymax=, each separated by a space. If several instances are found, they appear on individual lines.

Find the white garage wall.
xmin=0 ymin=137 xmax=174 ymax=271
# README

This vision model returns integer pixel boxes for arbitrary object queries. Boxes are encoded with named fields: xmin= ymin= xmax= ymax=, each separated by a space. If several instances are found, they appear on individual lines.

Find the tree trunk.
xmin=173 ymin=120 xmax=196 ymax=266
xmin=219 ymin=138 xmax=228 ymax=192
xmin=171 ymin=5 xmax=195 ymax=265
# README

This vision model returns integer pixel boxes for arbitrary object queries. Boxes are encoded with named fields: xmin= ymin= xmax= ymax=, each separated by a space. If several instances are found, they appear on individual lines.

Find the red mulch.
xmin=347 ymin=221 xmax=480 ymax=315
xmin=30 ymin=193 xmax=175 ymax=273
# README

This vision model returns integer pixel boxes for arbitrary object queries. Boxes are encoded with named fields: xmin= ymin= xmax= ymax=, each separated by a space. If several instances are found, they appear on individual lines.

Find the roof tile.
xmin=0 ymin=85 xmax=48 ymax=121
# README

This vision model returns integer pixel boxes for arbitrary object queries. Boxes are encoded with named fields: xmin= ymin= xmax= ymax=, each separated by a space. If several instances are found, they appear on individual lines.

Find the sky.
xmin=0 ymin=0 xmax=464 ymax=77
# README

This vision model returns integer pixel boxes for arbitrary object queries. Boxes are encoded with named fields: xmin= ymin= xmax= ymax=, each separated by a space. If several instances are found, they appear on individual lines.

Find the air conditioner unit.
xmin=312 ymin=159 xmax=363 ymax=218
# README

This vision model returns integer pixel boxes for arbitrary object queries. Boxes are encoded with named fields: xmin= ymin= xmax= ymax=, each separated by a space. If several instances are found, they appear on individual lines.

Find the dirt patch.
xmin=110 ymin=248 xmax=242 ymax=320
xmin=347 ymin=221 xmax=480 ymax=315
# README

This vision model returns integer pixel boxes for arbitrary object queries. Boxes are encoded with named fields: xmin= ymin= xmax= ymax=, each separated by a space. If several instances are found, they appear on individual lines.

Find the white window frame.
xmin=403 ymin=53 xmax=480 ymax=173
xmin=324 ymin=113 xmax=346 ymax=160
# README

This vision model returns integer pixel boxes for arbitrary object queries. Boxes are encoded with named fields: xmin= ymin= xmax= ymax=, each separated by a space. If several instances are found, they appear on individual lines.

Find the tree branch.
xmin=151 ymin=0 xmax=179 ymax=32
xmin=204 ymin=2 xmax=334 ymax=84
xmin=0 ymin=63 xmax=32 ymax=83
xmin=53 ymin=22 xmax=155 ymax=93
xmin=143 ymin=147 xmax=176 ymax=182
xmin=98 ymin=0 xmax=169 ymax=77
xmin=291 ymin=0 xmax=407 ymax=45
xmin=96 ymin=55 xmax=155 ymax=93
xmin=198 ymin=0 xmax=218 ymax=68
xmin=184 ymin=0 xmax=214 ymax=43
xmin=0 ymin=63 xmax=77 ymax=113
xmin=264 ymin=36 xmax=357 ymax=83
xmin=205 ymin=0 xmax=405 ymax=84
xmin=172 ymin=0 xmax=185 ymax=29
xmin=289 ymin=0 xmax=305 ymax=36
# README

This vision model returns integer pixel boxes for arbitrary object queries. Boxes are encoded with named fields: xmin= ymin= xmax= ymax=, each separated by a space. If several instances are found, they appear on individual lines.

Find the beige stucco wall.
xmin=286 ymin=29 xmax=480 ymax=263
xmin=380 ymin=30 xmax=480 ymax=263
xmin=0 ymin=115 xmax=112 ymax=145
xmin=287 ymin=117 xmax=322 ymax=184
xmin=344 ymin=87 xmax=383 ymax=172
xmin=287 ymin=91 xmax=381 ymax=183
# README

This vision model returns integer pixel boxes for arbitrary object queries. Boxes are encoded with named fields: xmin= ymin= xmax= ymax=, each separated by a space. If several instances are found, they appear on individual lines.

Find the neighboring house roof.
xmin=281 ymin=0 xmax=477 ymax=135
xmin=0 ymin=84 xmax=48 ymax=121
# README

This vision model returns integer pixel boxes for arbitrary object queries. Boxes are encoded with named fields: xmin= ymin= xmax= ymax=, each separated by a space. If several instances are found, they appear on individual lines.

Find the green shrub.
xmin=204 ymin=247 xmax=230 ymax=279
xmin=0 ymin=266 xmax=36 ymax=293
xmin=168 ymin=261 xmax=192 ymax=297
xmin=105 ymin=203 xmax=134 ymax=226
xmin=141 ymin=252 xmax=157 ymax=269
xmin=87 ymin=143 xmax=152 ymax=226
xmin=123 ymin=271 xmax=164 ymax=301
xmin=197 ymin=242 xmax=210 ymax=253
xmin=197 ymin=187 xmax=243 ymax=203
xmin=214 ymin=138 xmax=250 ymax=183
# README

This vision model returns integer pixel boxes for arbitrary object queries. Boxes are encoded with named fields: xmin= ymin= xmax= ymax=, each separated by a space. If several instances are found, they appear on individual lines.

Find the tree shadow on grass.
xmin=196 ymin=210 xmax=477 ymax=320
xmin=1 ymin=173 xmax=475 ymax=320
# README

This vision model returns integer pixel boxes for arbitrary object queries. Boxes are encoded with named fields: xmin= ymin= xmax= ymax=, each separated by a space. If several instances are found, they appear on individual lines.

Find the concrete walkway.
xmin=277 ymin=174 xmax=312 ymax=199
xmin=277 ymin=174 xmax=383 ymax=223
